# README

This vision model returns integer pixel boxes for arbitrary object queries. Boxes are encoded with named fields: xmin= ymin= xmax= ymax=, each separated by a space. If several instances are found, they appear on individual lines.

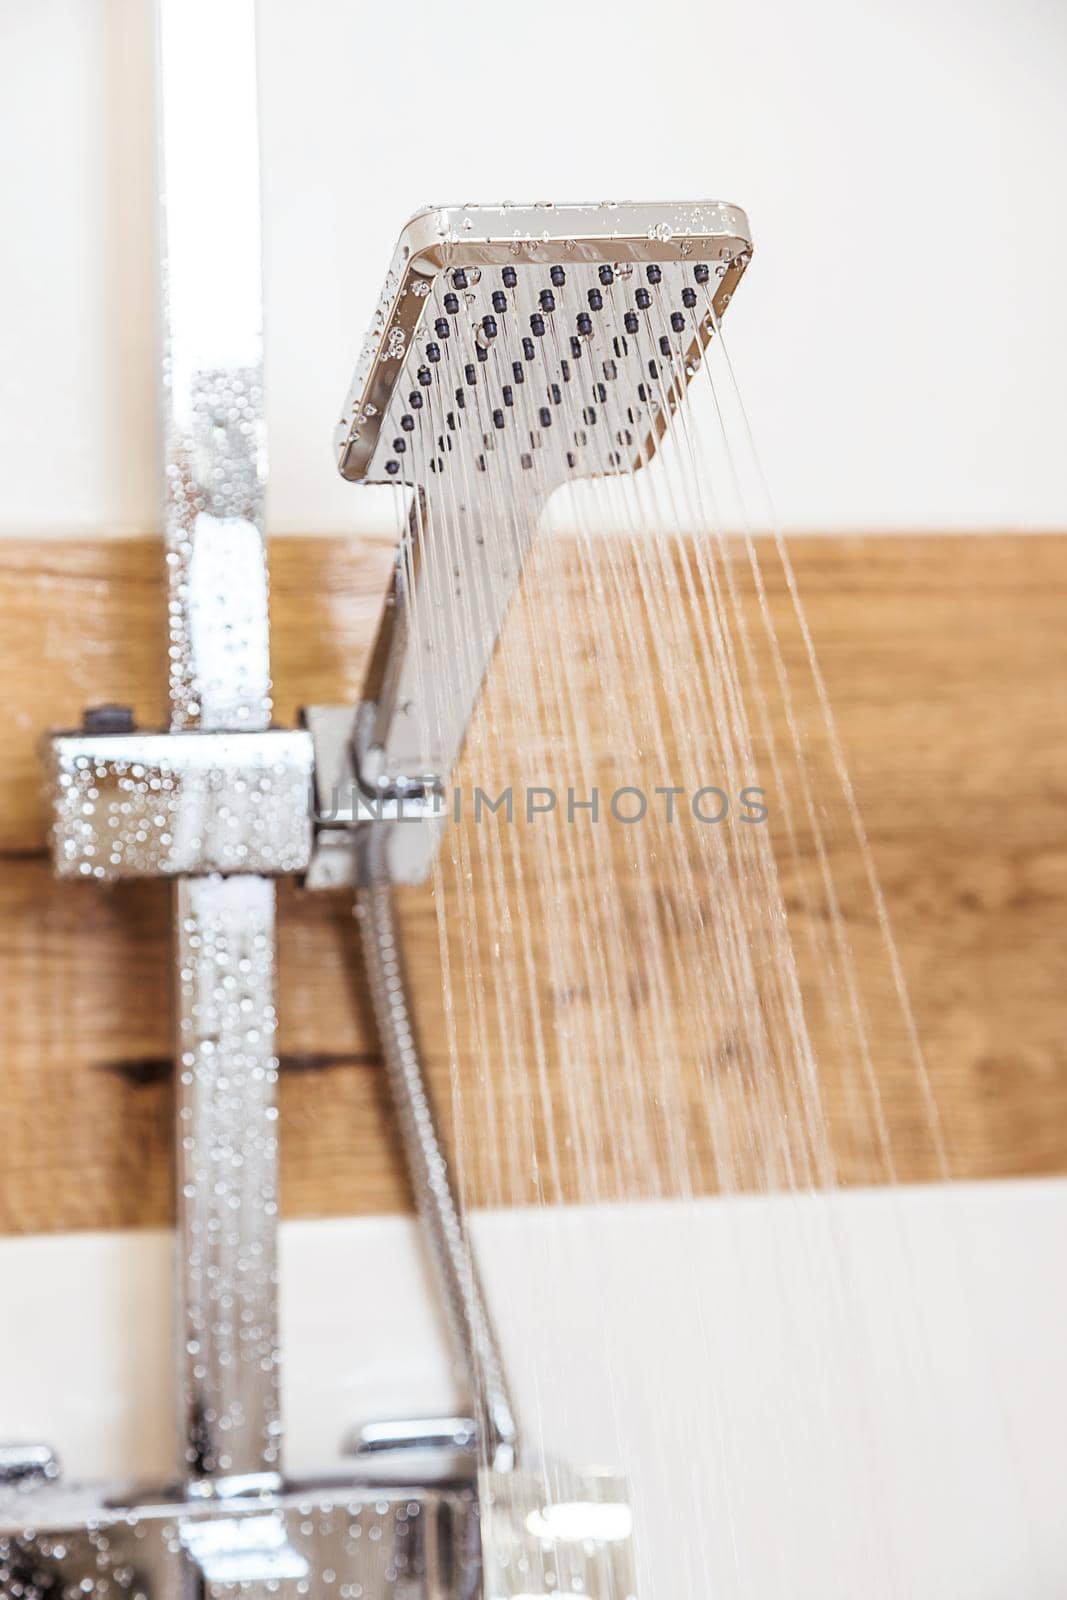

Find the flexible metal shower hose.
xmin=355 ymin=849 xmax=519 ymax=1472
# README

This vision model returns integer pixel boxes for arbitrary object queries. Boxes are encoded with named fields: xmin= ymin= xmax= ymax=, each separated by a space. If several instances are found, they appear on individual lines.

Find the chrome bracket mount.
xmin=301 ymin=704 xmax=445 ymax=889
xmin=46 ymin=719 xmax=314 ymax=881
xmin=42 ymin=706 xmax=438 ymax=890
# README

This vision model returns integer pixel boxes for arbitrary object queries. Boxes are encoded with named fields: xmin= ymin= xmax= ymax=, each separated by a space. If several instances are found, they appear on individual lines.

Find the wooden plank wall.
xmin=1 ymin=533 xmax=1064 ymax=1234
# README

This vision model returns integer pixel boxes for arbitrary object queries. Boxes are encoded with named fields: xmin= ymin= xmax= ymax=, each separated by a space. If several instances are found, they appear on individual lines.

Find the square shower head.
xmin=335 ymin=201 xmax=752 ymax=490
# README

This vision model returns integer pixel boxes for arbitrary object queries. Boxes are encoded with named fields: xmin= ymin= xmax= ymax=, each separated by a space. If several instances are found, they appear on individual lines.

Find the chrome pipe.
xmin=156 ymin=0 xmax=281 ymax=1497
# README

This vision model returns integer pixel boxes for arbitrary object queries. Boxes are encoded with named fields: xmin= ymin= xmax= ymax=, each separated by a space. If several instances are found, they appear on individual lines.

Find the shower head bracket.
xmin=302 ymin=702 xmax=447 ymax=888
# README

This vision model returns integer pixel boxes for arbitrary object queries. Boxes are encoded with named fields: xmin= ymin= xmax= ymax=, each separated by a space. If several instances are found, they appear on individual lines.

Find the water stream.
xmin=380 ymin=281 xmax=1015 ymax=1596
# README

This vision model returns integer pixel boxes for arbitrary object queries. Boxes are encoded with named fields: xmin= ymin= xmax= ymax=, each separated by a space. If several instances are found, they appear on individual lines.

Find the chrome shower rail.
xmin=155 ymin=0 xmax=282 ymax=1498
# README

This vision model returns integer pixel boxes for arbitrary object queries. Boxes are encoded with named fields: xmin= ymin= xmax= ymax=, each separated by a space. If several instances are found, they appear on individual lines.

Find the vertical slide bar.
xmin=175 ymin=875 xmax=282 ymax=1492
xmin=156 ymin=0 xmax=281 ymax=1493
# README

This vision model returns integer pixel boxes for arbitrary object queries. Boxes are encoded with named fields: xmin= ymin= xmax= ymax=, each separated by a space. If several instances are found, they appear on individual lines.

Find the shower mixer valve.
xmin=0 ymin=24 xmax=750 ymax=1586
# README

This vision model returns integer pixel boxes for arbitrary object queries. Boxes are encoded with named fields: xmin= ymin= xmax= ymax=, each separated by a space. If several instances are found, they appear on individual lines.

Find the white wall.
xmin=5 ymin=1187 xmax=1067 ymax=1597
xmin=1 ymin=0 xmax=1065 ymax=536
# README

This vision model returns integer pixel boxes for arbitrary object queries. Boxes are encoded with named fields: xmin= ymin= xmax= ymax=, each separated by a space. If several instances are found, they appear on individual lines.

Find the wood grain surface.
xmin=0 ymin=532 xmax=1064 ymax=1234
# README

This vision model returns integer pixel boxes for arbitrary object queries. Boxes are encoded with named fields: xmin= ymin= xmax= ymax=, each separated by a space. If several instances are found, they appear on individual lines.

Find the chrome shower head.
xmin=336 ymin=201 xmax=751 ymax=487
xmin=334 ymin=201 xmax=752 ymax=882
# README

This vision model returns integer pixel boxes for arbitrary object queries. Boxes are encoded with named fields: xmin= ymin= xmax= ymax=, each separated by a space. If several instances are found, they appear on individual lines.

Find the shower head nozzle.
xmin=335 ymin=201 xmax=752 ymax=490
